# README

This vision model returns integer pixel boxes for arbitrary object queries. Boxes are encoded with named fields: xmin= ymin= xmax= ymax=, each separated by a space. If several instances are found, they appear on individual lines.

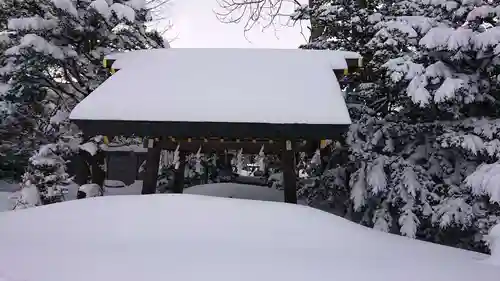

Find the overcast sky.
xmin=160 ymin=0 xmax=309 ymax=48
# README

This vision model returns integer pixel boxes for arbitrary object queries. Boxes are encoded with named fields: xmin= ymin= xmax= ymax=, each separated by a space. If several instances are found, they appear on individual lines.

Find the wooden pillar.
xmin=282 ymin=140 xmax=297 ymax=204
xmin=142 ymin=139 xmax=161 ymax=195
xmin=172 ymin=151 xmax=186 ymax=193
xmin=202 ymin=162 xmax=209 ymax=184
xmin=90 ymin=150 xmax=106 ymax=188
xmin=74 ymin=150 xmax=91 ymax=186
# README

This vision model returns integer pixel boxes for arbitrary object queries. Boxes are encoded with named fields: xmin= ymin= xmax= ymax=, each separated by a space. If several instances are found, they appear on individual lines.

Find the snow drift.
xmin=0 ymin=195 xmax=499 ymax=281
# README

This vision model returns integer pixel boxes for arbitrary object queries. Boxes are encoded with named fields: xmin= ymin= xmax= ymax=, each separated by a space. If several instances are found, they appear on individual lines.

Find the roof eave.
xmin=71 ymin=119 xmax=350 ymax=140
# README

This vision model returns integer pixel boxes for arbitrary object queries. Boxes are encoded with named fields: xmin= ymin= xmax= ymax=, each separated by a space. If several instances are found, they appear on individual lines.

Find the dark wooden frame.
xmin=73 ymin=123 xmax=348 ymax=204
xmin=73 ymin=119 xmax=348 ymax=140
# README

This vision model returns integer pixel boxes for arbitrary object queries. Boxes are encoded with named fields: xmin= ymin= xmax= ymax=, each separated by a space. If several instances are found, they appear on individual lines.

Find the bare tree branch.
xmin=145 ymin=0 xmax=174 ymax=34
xmin=214 ymin=0 xmax=303 ymax=37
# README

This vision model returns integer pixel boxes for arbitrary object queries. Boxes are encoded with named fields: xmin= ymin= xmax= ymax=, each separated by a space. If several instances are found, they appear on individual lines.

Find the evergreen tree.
xmin=294 ymin=0 xmax=500 ymax=252
xmin=2 ymin=0 xmax=167 ymax=206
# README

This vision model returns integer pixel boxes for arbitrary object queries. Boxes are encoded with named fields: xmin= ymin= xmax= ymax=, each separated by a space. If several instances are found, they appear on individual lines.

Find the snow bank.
xmin=185 ymin=183 xmax=284 ymax=202
xmin=0 ymin=181 xmax=19 ymax=193
xmin=489 ymin=224 xmax=500 ymax=265
xmin=70 ymin=48 xmax=351 ymax=125
xmin=78 ymin=184 xmax=101 ymax=198
xmin=0 ymin=192 xmax=12 ymax=212
xmin=0 ymin=181 xmax=19 ymax=212
xmin=0 ymin=195 xmax=499 ymax=281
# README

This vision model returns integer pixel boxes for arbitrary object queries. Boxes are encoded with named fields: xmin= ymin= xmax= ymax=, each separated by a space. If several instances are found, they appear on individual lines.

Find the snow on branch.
xmin=382 ymin=56 xmax=424 ymax=83
xmin=420 ymin=25 xmax=500 ymax=53
xmin=90 ymin=0 xmax=111 ymax=19
xmin=406 ymin=60 xmax=480 ymax=106
xmin=375 ymin=20 xmax=419 ymax=38
xmin=465 ymin=163 xmax=500 ymax=203
xmin=439 ymin=132 xmax=500 ymax=157
xmin=111 ymin=3 xmax=137 ymax=22
xmin=51 ymin=0 xmax=79 ymax=17
xmin=125 ymin=0 xmax=147 ymax=10
xmin=432 ymin=197 xmax=474 ymax=229
xmin=466 ymin=5 xmax=498 ymax=21
xmin=8 ymin=17 xmax=58 ymax=31
xmin=5 ymin=34 xmax=77 ymax=60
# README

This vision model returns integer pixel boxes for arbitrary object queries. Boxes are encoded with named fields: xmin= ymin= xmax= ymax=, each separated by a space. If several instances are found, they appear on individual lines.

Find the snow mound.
xmin=0 ymin=195 xmax=499 ymax=281
xmin=185 ymin=183 xmax=284 ymax=202
xmin=489 ymin=224 xmax=500 ymax=265
xmin=78 ymin=184 xmax=101 ymax=198
xmin=0 ymin=192 xmax=12 ymax=212
xmin=104 ymin=180 xmax=126 ymax=188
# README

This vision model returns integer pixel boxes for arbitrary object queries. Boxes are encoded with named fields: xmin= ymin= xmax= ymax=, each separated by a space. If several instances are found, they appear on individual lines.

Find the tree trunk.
xmin=308 ymin=0 xmax=324 ymax=43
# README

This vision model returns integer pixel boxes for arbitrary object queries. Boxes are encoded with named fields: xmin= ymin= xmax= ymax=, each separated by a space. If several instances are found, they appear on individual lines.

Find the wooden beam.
xmin=282 ymin=140 xmax=297 ymax=204
xmin=155 ymin=138 xmax=315 ymax=154
xmin=142 ymin=139 xmax=161 ymax=195
xmin=346 ymin=57 xmax=363 ymax=68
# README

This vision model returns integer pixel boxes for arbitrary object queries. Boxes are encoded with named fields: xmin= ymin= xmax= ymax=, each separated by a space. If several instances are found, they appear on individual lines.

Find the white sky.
xmin=160 ymin=0 xmax=310 ymax=48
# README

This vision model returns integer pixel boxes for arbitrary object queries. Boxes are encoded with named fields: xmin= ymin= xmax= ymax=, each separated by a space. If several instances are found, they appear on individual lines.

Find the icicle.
xmin=173 ymin=145 xmax=180 ymax=170
xmin=258 ymin=145 xmax=266 ymax=172
xmin=195 ymin=146 xmax=202 ymax=174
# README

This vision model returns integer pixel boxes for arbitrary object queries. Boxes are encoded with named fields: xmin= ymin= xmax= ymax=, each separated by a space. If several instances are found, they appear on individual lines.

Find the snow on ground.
xmin=185 ymin=183 xmax=283 ymax=201
xmin=70 ymin=48 xmax=351 ymax=126
xmin=0 ymin=181 xmax=19 ymax=192
xmin=76 ymin=181 xmax=303 ymax=203
xmin=0 ymin=194 xmax=499 ymax=281
xmin=0 ymin=192 xmax=12 ymax=212
xmin=185 ymin=182 xmax=307 ymax=204
xmin=0 ymin=181 xmax=19 ymax=212
xmin=64 ymin=180 xmax=144 ymax=200
xmin=1 ymin=180 xmax=296 ymax=212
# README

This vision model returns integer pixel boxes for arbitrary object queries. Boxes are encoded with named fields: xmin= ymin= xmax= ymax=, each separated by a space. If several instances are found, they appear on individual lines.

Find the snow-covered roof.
xmin=0 ymin=195 xmax=499 ymax=281
xmin=70 ymin=48 xmax=351 ymax=139
xmin=104 ymin=48 xmax=357 ymax=70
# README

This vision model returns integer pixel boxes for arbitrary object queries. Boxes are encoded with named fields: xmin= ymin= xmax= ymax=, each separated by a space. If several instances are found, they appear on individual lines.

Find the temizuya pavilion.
xmin=69 ymin=48 xmax=361 ymax=204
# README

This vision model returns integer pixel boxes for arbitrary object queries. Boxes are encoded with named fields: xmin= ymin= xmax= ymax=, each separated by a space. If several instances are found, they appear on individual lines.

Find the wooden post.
xmin=142 ymin=138 xmax=161 ymax=195
xmin=172 ymin=150 xmax=186 ymax=193
xmin=74 ymin=150 xmax=91 ymax=186
xmin=90 ymin=150 xmax=106 ymax=188
xmin=282 ymin=140 xmax=297 ymax=204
